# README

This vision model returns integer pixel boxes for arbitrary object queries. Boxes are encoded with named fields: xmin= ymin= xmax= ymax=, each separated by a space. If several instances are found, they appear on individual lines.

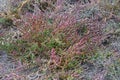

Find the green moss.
xmin=0 ymin=17 xmax=13 ymax=27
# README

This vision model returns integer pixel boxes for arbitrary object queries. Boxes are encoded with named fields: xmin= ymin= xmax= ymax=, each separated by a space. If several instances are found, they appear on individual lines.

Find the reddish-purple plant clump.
xmin=1 ymin=0 xmax=119 ymax=79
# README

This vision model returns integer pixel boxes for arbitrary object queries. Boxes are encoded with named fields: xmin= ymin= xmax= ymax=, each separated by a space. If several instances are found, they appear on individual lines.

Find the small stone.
xmin=0 ymin=75 xmax=2 ymax=79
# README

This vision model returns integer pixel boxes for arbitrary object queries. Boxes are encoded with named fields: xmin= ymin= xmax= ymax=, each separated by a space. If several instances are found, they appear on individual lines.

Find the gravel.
xmin=0 ymin=0 xmax=11 ymax=12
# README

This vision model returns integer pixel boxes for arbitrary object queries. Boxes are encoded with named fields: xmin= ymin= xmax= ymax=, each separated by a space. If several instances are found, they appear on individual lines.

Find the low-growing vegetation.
xmin=0 ymin=0 xmax=120 ymax=79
